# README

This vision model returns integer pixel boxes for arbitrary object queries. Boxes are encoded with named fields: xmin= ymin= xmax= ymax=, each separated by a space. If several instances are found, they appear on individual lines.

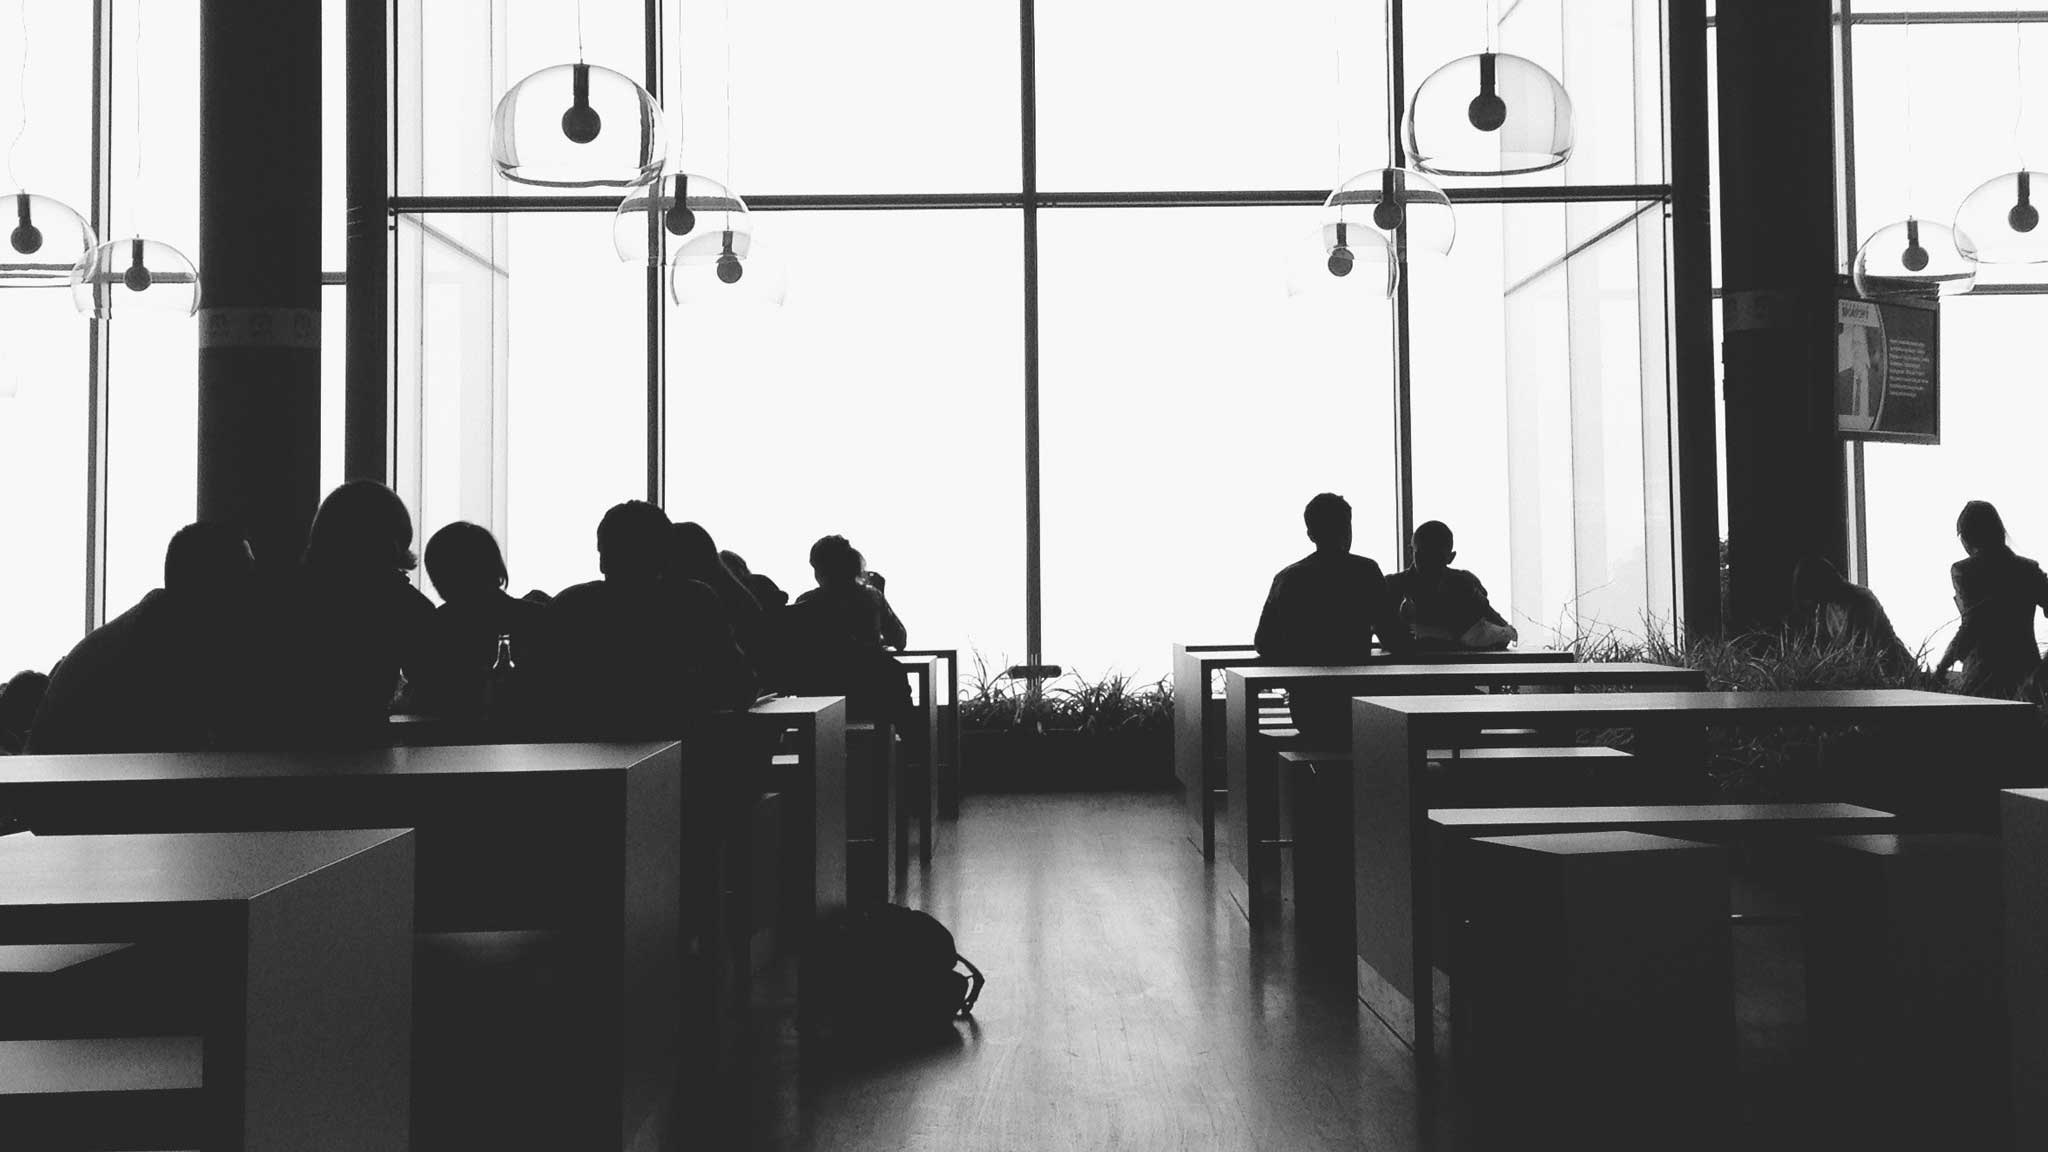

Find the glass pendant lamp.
xmin=669 ymin=227 xmax=786 ymax=306
xmin=1954 ymin=170 xmax=2048 ymax=266
xmin=612 ymin=170 xmax=748 ymax=265
xmin=1325 ymin=167 xmax=1455 ymax=256
xmin=1852 ymin=217 xmax=1977 ymax=298
xmin=1285 ymin=222 xmax=1397 ymax=299
xmin=2 ymin=191 xmax=96 ymax=287
xmin=491 ymin=61 xmax=665 ymax=188
xmin=70 ymin=235 xmax=201 ymax=317
xmin=1405 ymin=0 xmax=1573 ymax=177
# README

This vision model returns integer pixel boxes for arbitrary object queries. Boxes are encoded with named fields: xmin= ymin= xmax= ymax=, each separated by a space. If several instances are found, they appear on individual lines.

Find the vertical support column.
xmin=1019 ymin=0 xmax=1044 ymax=678
xmin=1715 ymin=0 xmax=1844 ymax=629
xmin=197 ymin=0 xmax=323 ymax=576
xmin=1668 ymin=0 xmax=1721 ymax=639
xmin=1387 ymin=0 xmax=1416 ymax=565
xmin=345 ymin=0 xmax=389 ymax=484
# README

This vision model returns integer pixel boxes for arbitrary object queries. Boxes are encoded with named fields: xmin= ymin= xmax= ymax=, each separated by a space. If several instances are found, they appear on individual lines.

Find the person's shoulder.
xmin=551 ymin=580 xmax=607 ymax=610
xmin=792 ymin=586 xmax=822 ymax=606
xmin=1342 ymin=552 xmax=1388 ymax=578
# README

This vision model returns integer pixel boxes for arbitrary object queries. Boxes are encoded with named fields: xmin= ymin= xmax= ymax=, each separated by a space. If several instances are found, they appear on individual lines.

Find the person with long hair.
xmin=413 ymin=520 xmax=551 ymax=718
xmin=1934 ymin=500 xmax=2048 ymax=698
xmin=669 ymin=521 xmax=764 ymax=664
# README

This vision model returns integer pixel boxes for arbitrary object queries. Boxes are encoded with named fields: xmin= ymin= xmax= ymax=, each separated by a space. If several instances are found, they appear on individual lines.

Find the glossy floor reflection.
xmin=745 ymin=791 xmax=1424 ymax=1152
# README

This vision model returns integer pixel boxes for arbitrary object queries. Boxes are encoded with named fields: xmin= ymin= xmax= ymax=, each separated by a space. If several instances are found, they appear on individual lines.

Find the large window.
xmin=1847 ymin=8 xmax=2048 ymax=662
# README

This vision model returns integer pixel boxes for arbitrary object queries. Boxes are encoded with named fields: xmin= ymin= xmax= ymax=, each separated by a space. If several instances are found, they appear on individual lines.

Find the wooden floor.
xmin=740 ymin=791 xmax=1424 ymax=1152
xmin=731 ymin=791 xmax=1831 ymax=1152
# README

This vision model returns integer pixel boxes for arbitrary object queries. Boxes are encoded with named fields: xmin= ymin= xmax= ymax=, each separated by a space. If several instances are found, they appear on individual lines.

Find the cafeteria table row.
xmin=0 ymin=693 xmax=886 ymax=1152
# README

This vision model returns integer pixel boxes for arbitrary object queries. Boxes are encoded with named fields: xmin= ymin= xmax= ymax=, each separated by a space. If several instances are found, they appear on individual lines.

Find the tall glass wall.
xmin=1846 ymin=6 xmax=2048 ymax=661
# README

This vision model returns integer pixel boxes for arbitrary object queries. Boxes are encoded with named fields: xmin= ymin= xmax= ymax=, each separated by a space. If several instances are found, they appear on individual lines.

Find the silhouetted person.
xmin=544 ymin=501 xmax=754 ymax=733
xmin=249 ymin=482 xmax=439 ymax=745
xmin=1387 ymin=520 xmax=1517 ymax=650
xmin=411 ymin=521 xmax=551 ymax=718
xmin=1255 ymin=494 xmax=1412 ymax=745
xmin=794 ymin=536 xmax=907 ymax=651
xmin=671 ymin=522 xmax=765 ymax=664
xmin=0 ymin=670 xmax=50 ymax=754
xmin=1934 ymin=501 xmax=2048 ymax=698
xmin=1791 ymin=556 xmax=1913 ymax=675
xmin=28 ymin=522 xmax=257 ymax=753
xmin=722 ymin=549 xmax=789 ymax=611
xmin=782 ymin=535 xmax=911 ymax=721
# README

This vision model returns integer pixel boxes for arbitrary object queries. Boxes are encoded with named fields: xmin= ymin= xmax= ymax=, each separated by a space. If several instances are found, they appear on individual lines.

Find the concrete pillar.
xmin=1716 ymin=0 xmax=1847 ymax=629
xmin=196 ymin=0 xmax=322 ymax=577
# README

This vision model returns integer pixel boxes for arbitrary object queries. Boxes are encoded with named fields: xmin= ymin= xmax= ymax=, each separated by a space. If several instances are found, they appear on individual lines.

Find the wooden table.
xmin=0 ymin=829 xmax=414 ymax=1152
xmin=1173 ymin=643 xmax=1573 ymax=860
xmin=898 ymin=649 xmax=961 ymax=816
xmin=894 ymin=656 xmax=943 ymax=864
xmin=0 ymin=743 xmax=683 ymax=1152
xmin=748 ymin=697 xmax=849 ymax=935
xmin=1223 ymin=662 xmax=1701 ymax=914
xmin=1352 ymin=689 xmax=2037 ymax=1078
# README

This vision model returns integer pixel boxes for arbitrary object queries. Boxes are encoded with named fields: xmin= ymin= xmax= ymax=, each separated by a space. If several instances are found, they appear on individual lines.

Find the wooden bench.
xmin=1806 ymin=832 xmax=2007 ymax=1149
xmin=0 ymin=1035 xmax=205 ymax=1149
xmin=1457 ymin=831 xmax=1735 ymax=1151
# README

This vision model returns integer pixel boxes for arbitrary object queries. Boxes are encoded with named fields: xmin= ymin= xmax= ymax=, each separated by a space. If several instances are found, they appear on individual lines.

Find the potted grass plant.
xmin=955 ymin=653 xmax=1174 ymax=791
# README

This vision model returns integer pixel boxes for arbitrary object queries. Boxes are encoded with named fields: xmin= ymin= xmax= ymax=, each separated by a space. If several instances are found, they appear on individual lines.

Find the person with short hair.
xmin=28 ymin=521 xmax=258 ymax=753
xmin=412 ymin=521 xmax=551 ymax=718
xmin=543 ymin=500 xmax=754 ymax=732
xmin=1934 ymin=500 xmax=2048 ymax=698
xmin=1255 ymin=494 xmax=1411 ymax=744
xmin=1387 ymin=520 xmax=1517 ymax=650
xmin=780 ymin=535 xmax=911 ymax=721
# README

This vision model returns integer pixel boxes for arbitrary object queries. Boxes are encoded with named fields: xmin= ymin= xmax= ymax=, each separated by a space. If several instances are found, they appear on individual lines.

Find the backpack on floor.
xmin=813 ymin=903 xmax=984 ymax=1034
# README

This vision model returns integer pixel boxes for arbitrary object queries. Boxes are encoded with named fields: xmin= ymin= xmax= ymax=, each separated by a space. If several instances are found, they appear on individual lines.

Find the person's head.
xmin=809 ymin=534 xmax=863 ymax=586
xmin=1957 ymin=500 xmax=2009 ymax=555
xmin=304 ymin=481 xmax=417 ymax=573
xmin=596 ymin=500 xmax=673 ymax=582
xmin=164 ymin=521 xmax=255 ymax=598
xmin=1412 ymin=520 xmax=1455 ymax=569
xmin=1791 ymin=555 xmax=1845 ymax=606
xmin=669 ymin=521 xmax=722 ymax=582
xmin=423 ymin=521 xmax=509 ymax=604
xmin=719 ymin=549 xmax=754 ymax=580
xmin=1304 ymin=493 xmax=1352 ymax=552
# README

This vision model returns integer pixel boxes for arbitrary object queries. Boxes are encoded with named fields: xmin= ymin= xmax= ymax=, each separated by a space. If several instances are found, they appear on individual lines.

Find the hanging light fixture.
xmin=613 ymin=171 xmax=748 ymax=265
xmin=1405 ymin=0 xmax=1573 ymax=177
xmin=2 ymin=3 xmax=96 ymax=287
xmin=490 ymin=1 xmax=664 ymax=188
xmin=1952 ymin=11 xmax=2048 ymax=272
xmin=670 ymin=226 xmax=786 ymax=305
xmin=70 ymin=0 xmax=198 ymax=317
xmin=1325 ymin=166 xmax=1455 ymax=257
xmin=1285 ymin=222 xmax=1398 ymax=299
xmin=1855 ymin=13 xmax=1977 ymax=298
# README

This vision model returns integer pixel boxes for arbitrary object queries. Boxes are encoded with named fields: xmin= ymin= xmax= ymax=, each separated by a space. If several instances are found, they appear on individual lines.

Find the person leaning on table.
xmin=1934 ymin=500 xmax=2048 ymax=699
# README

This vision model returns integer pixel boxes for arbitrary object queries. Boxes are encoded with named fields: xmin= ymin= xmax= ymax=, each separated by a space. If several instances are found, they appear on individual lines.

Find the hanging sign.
xmin=1835 ymin=285 xmax=1939 ymax=445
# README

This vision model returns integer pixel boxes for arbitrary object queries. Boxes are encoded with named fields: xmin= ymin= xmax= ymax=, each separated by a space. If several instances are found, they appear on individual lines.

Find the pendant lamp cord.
xmin=1484 ymin=0 xmax=1498 ymax=55
xmin=131 ymin=0 xmax=143 ymax=236
xmin=733 ymin=0 xmax=741 ymax=189
xmin=575 ymin=0 xmax=586 ymax=63
xmin=1903 ymin=11 xmax=1915 ymax=210
xmin=2016 ymin=0 xmax=2029 ymax=168
xmin=1332 ymin=0 xmax=1345 ymax=182
xmin=6 ymin=0 xmax=27 ymax=190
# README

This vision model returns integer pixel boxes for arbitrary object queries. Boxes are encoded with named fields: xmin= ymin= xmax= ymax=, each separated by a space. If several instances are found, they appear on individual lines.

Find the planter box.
xmin=962 ymin=728 xmax=1173 ymax=793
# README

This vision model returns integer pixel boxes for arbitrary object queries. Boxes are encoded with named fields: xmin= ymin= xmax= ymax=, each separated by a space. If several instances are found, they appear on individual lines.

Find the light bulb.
xmin=10 ymin=194 xmax=43 ymax=255
xmin=664 ymin=175 xmax=696 ymax=236
xmin=715 ymin=231 xmax=745 ymax=283
xmin=123 ymin=238 xmax=152 ymax=292
xmin=1467 ymin=53 xmax=1508 ymax=132
xmin=1901 ymin=218 xmax=1930 ymax=273
xmin=561 ymin=63 xmax=602 ymax=144
xmin=1327 ymin=222 xmax=1355 ymax=277
xmin=2012 ymin=172 xmax=2040 ymax=233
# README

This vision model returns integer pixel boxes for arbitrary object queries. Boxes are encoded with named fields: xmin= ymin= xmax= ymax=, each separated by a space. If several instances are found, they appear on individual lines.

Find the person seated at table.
xmin=542 ymin=500 xmax=755 ymax=733
xmin=1387 ymin=520 xmax=1518 ymax=650
xmin=0 ymin=670 xmax=46 ymax=754
xmin=721 ymin=549 xmax=789 ymax=612
xmin=243 ymin=481 xmax=439 ymax=746
xmin=409 ymin=521 xmax=552 ymax=718
xmin=1791 ymin=555 xmax=1914 ymax=676
xmin=1934 ymin=500 xmax=2048 ymax=699
xmin=780 ymin=535 xmax=911 ymax=722
xmin=670 ymin=521 xmax=765 ymax=666
xmin=28 ymin=522 xmax=258 ymax=753
xmin=1255 ymin=493 xmax=1413 ymax=746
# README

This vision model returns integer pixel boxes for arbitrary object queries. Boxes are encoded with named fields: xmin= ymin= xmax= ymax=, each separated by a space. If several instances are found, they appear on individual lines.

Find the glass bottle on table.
xmin=483 ymin=633 xmax=515 ymax=722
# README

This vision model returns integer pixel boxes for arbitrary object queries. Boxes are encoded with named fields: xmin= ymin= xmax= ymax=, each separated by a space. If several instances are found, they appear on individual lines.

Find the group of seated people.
xmin=0 ymin=480 xmax=913 ymax=755
xmin=1251 ymin=491 xmax=2048 ymax=742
